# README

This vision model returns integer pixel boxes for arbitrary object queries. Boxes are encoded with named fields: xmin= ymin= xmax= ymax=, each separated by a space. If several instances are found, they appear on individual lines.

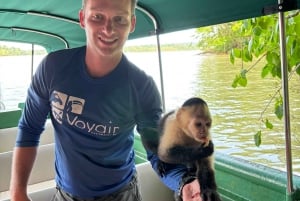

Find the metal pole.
xmin=155 ymin=32 xmax=166 ymax=112
xmin=277 ymin=0 xmax=294 ymax=194
xmin=31 ymin=43 xmax=34 ymax=80
xmin=136 ymin=5 xmax=166 ymax=112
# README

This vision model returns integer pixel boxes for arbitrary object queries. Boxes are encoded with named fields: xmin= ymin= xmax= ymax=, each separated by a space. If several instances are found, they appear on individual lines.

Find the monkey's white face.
xmin=187 ymin=116 xmax=211 ymax=145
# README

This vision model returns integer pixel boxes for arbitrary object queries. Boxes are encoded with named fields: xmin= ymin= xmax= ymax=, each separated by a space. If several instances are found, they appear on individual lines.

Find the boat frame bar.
xmin=276 ymin=0 xmax=300 ymax=199
xmin=136 ymin=5 xmax=166 ymax=112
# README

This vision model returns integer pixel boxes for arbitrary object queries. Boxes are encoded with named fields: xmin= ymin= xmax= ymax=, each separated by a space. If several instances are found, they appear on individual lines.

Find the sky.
xmin=0 ymin=41 xmax=44 ymax=50
xmin=0 ymin=28 xmax=197 ymax=50
xmin=126 ymin=28 xmax=197 ymax=46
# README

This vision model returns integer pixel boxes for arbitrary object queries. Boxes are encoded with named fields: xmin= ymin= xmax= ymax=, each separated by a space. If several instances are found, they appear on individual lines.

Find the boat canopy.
xmin=0 ymin=0 xmax=299 ymax=52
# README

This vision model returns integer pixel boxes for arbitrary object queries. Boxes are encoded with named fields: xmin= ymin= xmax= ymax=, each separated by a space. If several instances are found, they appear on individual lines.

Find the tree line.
xmin=0 ymin=45 xmax=46 ymax=56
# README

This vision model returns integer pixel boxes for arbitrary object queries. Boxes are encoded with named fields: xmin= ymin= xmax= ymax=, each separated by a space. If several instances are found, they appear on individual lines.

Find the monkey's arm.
xmin=159 ymin=140 xmax=214 ymax=164
xmin=196 ymin=158 xmax=222 ymax=201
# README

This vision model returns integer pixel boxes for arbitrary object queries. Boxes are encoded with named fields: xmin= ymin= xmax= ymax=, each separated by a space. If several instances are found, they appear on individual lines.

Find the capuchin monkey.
xmin=157 ymin=97 xmax=221 ymax=201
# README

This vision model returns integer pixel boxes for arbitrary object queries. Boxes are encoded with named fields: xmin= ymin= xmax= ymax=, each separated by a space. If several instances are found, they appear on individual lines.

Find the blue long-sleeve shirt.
xmin=16 ymin=46 xmax=185 ymax=198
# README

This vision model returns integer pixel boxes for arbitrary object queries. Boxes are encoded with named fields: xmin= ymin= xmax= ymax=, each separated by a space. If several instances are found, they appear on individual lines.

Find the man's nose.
xmin=103 ymin=19 xmax=113 ymax=34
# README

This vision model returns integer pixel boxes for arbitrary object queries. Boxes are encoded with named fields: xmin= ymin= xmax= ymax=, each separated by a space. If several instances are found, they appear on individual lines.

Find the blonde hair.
xmin=81 ymin=0 xmax=137 ymax=14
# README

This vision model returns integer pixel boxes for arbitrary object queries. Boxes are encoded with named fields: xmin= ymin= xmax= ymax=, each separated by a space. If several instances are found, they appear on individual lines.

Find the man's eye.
xmin=114 ymin=16 xmax=128 ymax=25
xmin=92 ymin=14 xmax=103 ymax=21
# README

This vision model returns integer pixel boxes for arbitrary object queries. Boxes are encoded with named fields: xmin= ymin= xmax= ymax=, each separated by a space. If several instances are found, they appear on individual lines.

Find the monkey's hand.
xmin=160 ymin=141 xmax=214 ymax=164
xmin=201 ymin=189 xmax=222 ymax=201
xmin=196 ymin=140 xmax=214 ymax=159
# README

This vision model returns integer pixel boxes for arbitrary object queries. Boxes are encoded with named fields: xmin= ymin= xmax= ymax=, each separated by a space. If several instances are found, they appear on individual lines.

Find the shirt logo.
xmin=51 ymin=90 xmax=85 ymax=124
xmin=50 ymin=90 xmax=120 ymax=136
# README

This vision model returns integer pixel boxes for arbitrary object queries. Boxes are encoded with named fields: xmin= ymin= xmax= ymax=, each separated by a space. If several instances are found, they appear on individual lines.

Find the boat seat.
xmin=137 ymin=162 xmax=174 ymax=201
xmin=0 ymin=143 xmax=55 ymax=200
xmin=0 ymin=142 xmax=173 ymax=201
xmin=0 ymin=120 xmax=54 ymax=153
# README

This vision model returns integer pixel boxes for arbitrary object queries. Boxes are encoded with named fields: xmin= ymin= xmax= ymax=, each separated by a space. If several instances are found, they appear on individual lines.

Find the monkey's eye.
xmin=195 ymin=122 xmax=203 ymax=128
xmin=206 ymin=122 xmax=212 ymax=127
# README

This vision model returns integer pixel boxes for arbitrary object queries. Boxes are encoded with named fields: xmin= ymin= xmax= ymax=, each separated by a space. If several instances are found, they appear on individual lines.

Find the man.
xmin=9 ymin=0 xmax=202 ymax=200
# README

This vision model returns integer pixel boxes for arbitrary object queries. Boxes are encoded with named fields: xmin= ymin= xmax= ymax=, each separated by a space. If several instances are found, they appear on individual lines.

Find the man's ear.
xmin=130 ymin=15 xmax=136 ymax=33
xmin=79 ymin=9 xmax=85 ymax=29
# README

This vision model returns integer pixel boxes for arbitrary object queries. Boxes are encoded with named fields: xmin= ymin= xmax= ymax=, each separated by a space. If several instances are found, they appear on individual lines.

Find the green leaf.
xmin=296 ymin=63 xmax=300 ymax=75
xmin=231 ymin=75 xmax=239 ymax=88
xmin=230 ymin=50 xmax=235 ymax=64
xmin=232 ymin=48 xmax=241 ymax=58
xmin=240 ymin=69 xmax=247 ymax=77
xmin=265 ymin=119 xmax=274 ymax=129
xmin=253 ymin=26 xmax=262 ymax=36
xmin=261 ymin=64 xmax=271 ymax=78
xmin=239 ymin=76 xmax=247 ymax=87
xmin=231 ymin=72 xmax=248 ymax=88
xmin=294 ymin=15 xmax=300 ymax=34
xmin=236 ymin=69 xmax=248 ymax=87
xmin=275 ymin=104 xmax=283 ymax=120
xmin=242 ymin=48 xmax=252 ymax=62
xmin=247 ymin=37 xmax=255 ymax=53
xmin=266 ymin=51 xmax=280 ymax=66
xmin=254 ymin=131 xmax=262 ymax=147
xmin=259 ymin=17 xmax=272 ymax=30
xmin=271 ymin=64 xmax=281 ymax=78
xmin=275 ymin=97 xmax=283 ymax=120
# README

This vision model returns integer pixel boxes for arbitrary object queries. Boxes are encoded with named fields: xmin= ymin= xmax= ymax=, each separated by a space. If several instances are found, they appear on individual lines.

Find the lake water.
xmin=1 ymin=51 xmax=299 ymax=175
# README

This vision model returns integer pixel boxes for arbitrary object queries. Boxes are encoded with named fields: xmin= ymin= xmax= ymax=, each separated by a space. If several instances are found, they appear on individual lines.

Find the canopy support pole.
xmin=31 ymin=43 xmax=34 ymax=80
xmin=136 ymin=5 xmax=166 ymax=112
xmin=277 ymin=0 xmax=293 ymax=195
xmin=155 ymin=31 xmax=165 ymax=112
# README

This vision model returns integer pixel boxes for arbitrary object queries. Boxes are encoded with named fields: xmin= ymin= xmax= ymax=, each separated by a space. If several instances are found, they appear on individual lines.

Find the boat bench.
xmin=0 ymin=143 xmax=56 ymax=200
xmin=0 ymin=143 xmax=173 ymax=201
xmin=0 ymin=120 xmax=54 ymax=153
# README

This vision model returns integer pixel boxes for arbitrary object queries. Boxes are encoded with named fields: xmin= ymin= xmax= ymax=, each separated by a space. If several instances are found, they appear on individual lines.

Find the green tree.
xmin=195 ymin=22 xmax=245 ymax=53
xmin=230 ymin=10 xmax=300 ymax=146
xmin=196 ymin=10 xmax=300 ymax=146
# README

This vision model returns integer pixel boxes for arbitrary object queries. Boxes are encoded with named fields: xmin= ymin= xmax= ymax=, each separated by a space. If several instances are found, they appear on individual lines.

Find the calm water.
xmin=126 ymin=51 xmax=300 ymax=175
xmin=1 ymin=52 xmax=300 ymax=175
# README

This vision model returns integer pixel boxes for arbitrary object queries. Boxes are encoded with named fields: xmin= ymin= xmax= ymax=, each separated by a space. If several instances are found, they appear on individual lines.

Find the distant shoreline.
xmin=1 ymin=43 xmax=200 ymax=56
xmin=124 ymin=43 xmax=199 ymax=52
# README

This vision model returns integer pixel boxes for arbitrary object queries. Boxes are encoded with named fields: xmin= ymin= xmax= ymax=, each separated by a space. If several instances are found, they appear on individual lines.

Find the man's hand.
xmin=182 ymin=179 xmax=202 ymax=201
xmin=10 ymin=194 xmax=32 ymax=201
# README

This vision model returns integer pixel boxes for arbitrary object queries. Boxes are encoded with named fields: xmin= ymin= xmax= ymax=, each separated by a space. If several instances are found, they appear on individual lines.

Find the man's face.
xmin=79 ymin=0 xmax=136 ymax=57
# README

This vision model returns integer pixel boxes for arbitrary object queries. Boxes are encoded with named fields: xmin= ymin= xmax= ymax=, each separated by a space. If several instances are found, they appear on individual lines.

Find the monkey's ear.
xmin=175 ymin=108 xmax=182 ymax=121
xmin=175 ymin=108 xmax=186 ymax=127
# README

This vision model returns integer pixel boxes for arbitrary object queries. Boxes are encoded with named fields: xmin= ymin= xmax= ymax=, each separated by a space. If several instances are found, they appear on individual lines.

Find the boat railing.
xmin=0 ymin=109 xmax=22 ymax=129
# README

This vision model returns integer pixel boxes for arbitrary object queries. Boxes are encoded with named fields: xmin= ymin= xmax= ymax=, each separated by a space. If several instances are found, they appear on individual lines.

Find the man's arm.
xmin=148 ymin=152 xmax=202 ymax=201
xmin=10 ymin=146 xmax=38 ymax=201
